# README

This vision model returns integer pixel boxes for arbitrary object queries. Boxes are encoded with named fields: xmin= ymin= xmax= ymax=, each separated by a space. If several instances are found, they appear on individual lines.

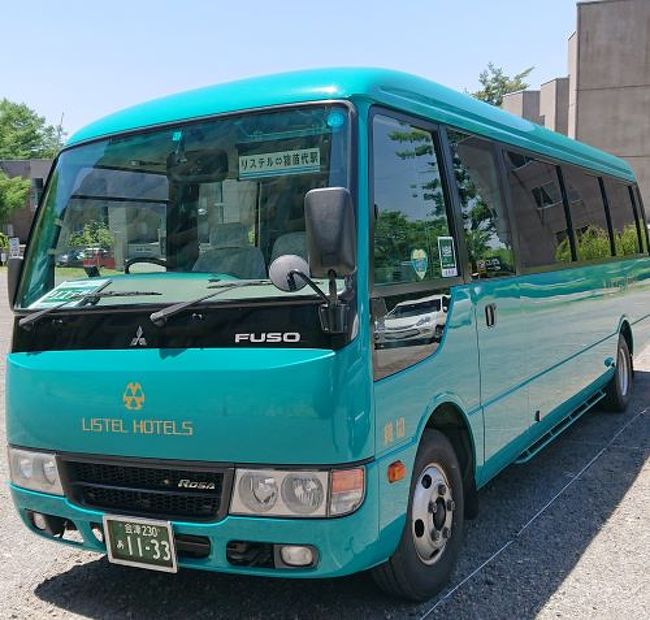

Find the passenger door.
xmin=446 ymin=131 xmax=529 ymax=466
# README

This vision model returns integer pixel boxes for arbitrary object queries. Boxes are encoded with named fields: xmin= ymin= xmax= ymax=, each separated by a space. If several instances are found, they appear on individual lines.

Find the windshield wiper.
xmin=19 ymin=287 xmax=162 ymax=331
xmin=149 ymin=280 xmax=269 ymax=327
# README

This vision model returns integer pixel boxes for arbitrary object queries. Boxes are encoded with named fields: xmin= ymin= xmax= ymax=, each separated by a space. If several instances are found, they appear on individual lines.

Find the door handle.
xmin=485 ymin=303 xmax=497 ymax=328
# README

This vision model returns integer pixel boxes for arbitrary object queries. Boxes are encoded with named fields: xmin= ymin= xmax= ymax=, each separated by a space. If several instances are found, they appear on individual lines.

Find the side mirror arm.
xmin=288 ymin=269 xmax=330 ymax=304
xmin=289 ymin=268 xmax=351 ymax=335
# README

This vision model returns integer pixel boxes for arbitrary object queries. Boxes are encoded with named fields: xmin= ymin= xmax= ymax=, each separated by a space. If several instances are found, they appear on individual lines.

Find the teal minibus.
xmin=6 ymin=69 xmax=650 ymax=601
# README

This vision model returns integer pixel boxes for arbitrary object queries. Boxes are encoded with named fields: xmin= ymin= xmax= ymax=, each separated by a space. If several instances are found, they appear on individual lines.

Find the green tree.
xmin=472 ymin=63 xmax=534 ymax=107
xmin=615 ymin=224 xmax=640 ymax=256
xmin=68 ymin=221 xmax=113 ymax=249
xmin=0 ymin=171 xmax=30 ymax=224
xmin=0 ymin=99 xmax=64 ymax=159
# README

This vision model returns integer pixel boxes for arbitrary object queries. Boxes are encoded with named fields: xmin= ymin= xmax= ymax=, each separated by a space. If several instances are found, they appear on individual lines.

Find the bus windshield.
xmin=17 ymin=104 xmax=351 ymax=309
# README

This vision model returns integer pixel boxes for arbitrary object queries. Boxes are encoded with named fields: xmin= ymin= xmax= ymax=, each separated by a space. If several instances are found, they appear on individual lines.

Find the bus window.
xmin=372 ymin=290 xmax=451 ymax=380
xmin=372 ymin=114 xmax=457 ymax=285
xmin=604 ymin=178 xmax=641 ymax=256
xmin=628 ymin=185 xmax=648 ymax=254
xmin=561 ymin=165 xmax=612 ymax=261
xmin=634 ymin=185 xmax=650 ymax=253
xmin=447 ymin=131 xmax=515 ymax=278
xmin=504 ymin=152 xmax=570 ymax=268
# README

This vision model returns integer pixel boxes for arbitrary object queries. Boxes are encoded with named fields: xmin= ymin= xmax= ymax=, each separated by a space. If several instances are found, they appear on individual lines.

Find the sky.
xmin=3 ymin=0 xmax=578 ymax=138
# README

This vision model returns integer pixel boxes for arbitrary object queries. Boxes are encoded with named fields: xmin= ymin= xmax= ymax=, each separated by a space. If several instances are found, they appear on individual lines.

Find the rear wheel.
xmin=371 ymin=429 xmax=464 ymax=601
xmin=603 ymin=334 xmax=633 ymax=413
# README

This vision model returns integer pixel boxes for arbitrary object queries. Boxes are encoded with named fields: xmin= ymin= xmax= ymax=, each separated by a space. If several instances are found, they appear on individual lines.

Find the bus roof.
xmin=67 ymin=68 xmax=635 ymax=181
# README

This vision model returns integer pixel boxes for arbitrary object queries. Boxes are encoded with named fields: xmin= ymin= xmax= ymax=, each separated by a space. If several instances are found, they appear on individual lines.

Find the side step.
xmin=515 ymin=389 xmax=606 ymax=464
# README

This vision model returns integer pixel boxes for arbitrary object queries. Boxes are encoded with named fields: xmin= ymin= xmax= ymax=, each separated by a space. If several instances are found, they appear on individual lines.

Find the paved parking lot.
xmin=0 ymin=271 xmax=648 ymax=619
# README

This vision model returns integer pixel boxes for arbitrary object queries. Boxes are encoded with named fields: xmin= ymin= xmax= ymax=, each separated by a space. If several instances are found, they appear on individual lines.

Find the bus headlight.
xmin=238 ymin=471 xmax=279 ymax=513
xmin=230 ymin=467 xmax=364 ymax=518
xmin=8 ymin=448 xmax=63 ymax=496
xmin=281 ymin=473 xmax=325 ymax=515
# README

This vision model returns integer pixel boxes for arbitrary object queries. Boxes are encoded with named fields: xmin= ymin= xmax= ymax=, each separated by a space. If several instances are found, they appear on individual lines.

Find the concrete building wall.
xmin=502 ymin=90 xmax=543 ymax=124
xmin=503 ymin=0 xmax=650 ymax=205
xmin=568 ymin=31 xmax=578 ymax=138
xmin=573 ymin=0 xmax=650 ymax=203
xmin=540 ymin=77 xmax=570 ymax=135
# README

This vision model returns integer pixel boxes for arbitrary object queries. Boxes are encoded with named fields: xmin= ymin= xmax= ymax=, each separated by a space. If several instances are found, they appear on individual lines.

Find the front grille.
xmin=61 ymin=457 xmax=231 ymax=522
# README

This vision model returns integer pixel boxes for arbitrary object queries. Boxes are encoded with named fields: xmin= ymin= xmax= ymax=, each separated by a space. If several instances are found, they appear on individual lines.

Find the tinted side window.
xmin=605 ymin=178 xmax=640 ymax=256
xmin=561 ymin=166 xmax=612 ymax=260
xmin=373 ymin=115 xmax=457 ymax=285
xmin=635 ymin=186 xmax=649 ymax=253
xmin=504 ymin=152 xmax=570 ymax=268
xmin=448 ymin=131 xmax=515 ymax=278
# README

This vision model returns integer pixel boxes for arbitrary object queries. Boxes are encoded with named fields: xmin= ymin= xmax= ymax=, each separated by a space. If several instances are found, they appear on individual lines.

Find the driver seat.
xmin=192 ymin=223 xmax=266 ymax=278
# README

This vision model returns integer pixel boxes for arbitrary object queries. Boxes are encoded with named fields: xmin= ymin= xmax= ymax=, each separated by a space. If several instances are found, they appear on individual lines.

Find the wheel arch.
xmin=619 ymin=318 xmax=633 ymax=355
xmin=420 ymin=401 xmax=479 ymax=519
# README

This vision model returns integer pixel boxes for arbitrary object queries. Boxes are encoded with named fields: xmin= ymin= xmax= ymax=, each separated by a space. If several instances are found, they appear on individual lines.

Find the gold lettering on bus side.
xmin=111 ymin=419 xmax=128 ymax=433
xmin=396 ymin=417 xmax=406 ymax=439
xmin=81 ymin=417 xmax=194 ymax=436
xmin=383 ymin=421 xmax=394 ymax=445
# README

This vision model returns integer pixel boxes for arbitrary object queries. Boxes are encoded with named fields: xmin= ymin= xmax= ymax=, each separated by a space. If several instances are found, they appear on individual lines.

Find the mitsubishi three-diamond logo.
xmin=123 ymin=382 xmax=145 ymax=411
xmin=130 ymin=325 xmax=147 ymax=347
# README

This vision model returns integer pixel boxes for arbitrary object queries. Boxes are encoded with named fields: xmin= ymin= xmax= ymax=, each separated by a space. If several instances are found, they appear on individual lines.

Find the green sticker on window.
xmin=410 ymin=248 xmax=429 ymax=280
xmin=437 ymin=237 xmax=458 ymax=277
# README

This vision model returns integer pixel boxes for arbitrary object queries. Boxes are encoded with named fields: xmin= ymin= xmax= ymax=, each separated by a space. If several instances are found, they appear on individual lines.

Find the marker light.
xmin=329 ymin=468 xmax=365 ymax=516
xmin=387 ymin=461 xmax=407 ymax=483
xmin=326 ymin=110 xmax=347 ymax=130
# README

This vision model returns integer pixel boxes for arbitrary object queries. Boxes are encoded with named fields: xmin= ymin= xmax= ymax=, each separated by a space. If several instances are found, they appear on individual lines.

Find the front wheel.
xmin=603 ymin=334 xmax=633 ymax=412
xmin=371 ymin=429 xmax=464 ymax=601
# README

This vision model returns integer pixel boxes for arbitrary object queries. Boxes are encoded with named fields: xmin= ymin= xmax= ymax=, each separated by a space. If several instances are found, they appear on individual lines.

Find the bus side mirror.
xmin=7 ymin=256 xmax=23 ymax=306
xmin=304 ymin=187 xmax=356 ymax=278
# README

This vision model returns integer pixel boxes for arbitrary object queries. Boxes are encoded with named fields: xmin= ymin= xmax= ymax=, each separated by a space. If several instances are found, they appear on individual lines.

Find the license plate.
xmin=103 ymin=515 xmax=177 ymax=573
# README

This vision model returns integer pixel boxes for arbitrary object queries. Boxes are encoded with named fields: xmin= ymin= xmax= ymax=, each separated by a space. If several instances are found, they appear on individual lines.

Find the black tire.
xmin=371 ymin=429 xmax=464 ymax=601
xmin=602 ymin=334 xmax=633 ymax=413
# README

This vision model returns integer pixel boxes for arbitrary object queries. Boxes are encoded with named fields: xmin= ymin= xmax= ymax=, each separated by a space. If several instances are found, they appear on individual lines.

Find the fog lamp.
xmin=32 ymin=512 xmax=48 ymax=531
xmin=280 ymin=545 xmax=314 ymax=567
xmin=91 ymin=523 xmax=105 ymax=543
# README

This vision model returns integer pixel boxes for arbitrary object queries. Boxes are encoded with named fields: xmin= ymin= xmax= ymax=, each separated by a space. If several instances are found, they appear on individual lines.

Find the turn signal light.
xmin=387 ymin=461 xmax=406 ymax=483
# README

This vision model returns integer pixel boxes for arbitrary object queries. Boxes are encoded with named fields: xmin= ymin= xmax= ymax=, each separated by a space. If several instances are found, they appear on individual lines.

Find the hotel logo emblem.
xmin=123 ymin=382 xmax=145 ymax=411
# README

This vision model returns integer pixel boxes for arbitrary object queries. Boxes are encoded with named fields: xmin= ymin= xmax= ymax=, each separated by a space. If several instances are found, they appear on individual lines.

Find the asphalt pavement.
xmin=0 ymin=271 xmax=648 ymax=619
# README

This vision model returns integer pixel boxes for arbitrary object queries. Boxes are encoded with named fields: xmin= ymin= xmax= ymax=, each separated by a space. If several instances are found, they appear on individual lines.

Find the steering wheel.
xmin=124 ymin=257 xmax=167 ymax=274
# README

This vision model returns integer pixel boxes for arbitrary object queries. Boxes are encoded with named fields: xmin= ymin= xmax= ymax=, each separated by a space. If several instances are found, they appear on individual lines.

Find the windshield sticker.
xmin=410 ymin=248 xmax=429 ymax=280
xmin=438 ymin=237 xmax=458 ymax=278
xmin=29 ymin=279 xmax=111 ymax=309
xmin=238 ymin=148 xmax=320 ymax=180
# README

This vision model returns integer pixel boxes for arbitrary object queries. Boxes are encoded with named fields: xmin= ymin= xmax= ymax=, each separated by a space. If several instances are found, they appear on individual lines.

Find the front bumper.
xmin=10 ymin=458 xmax=392 ymax=579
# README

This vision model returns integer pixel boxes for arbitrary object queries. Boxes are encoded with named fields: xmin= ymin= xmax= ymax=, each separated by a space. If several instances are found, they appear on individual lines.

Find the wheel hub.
xmin=411 ymin=463 xmax=454 ymax=565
